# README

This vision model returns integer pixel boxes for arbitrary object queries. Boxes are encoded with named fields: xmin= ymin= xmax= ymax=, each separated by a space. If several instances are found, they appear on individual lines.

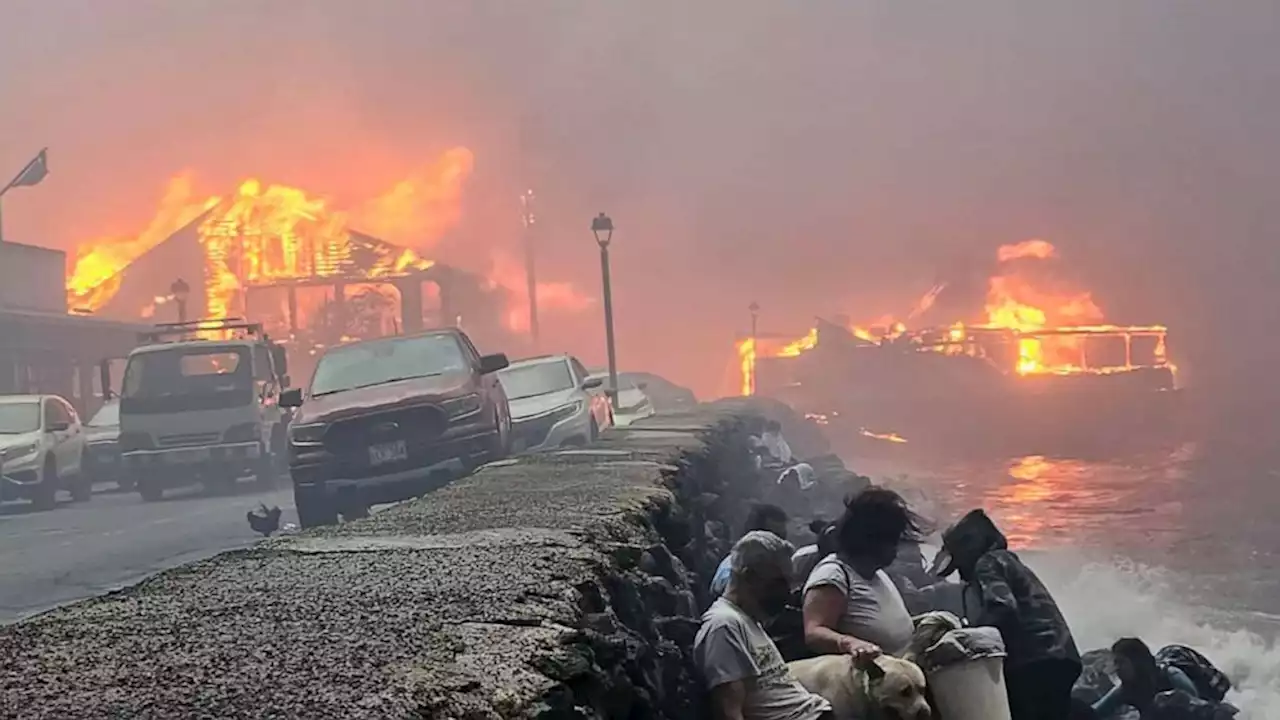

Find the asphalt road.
xmin=0 ymin=482 xmax=296 ymax=624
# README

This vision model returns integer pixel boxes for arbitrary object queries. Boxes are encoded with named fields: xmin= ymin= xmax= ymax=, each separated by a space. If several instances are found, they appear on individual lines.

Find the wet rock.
xmin=1074 ymin=648 xmax=1119 ymax=705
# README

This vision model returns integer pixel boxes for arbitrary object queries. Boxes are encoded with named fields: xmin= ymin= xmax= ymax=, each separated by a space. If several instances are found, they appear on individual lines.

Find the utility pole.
xmin=520 ymin=189 xmax=540 ymax=348
xmin=749 ymin=301 xmax=760 ymax=396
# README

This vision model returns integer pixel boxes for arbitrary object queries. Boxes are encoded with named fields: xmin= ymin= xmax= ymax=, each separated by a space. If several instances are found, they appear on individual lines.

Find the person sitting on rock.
xmin=695 ymin=531 xmax=834 ymax=720
xmin=1092 ymin=637 xmax=1234 ymax=718
xmin=710 ymin=503 xmax=790 ymax=597
xmin=930 ymin=509 xmax=1081 ymax=720
xmin=802 ymin=487 xmax=923 ymax=660
xmin=759 ymin=420 xmax=793 ymax=466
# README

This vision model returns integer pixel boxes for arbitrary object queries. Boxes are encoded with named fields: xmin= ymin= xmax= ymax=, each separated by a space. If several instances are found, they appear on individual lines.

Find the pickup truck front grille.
xmin=158 ymin=432 xmax=222 ymax=448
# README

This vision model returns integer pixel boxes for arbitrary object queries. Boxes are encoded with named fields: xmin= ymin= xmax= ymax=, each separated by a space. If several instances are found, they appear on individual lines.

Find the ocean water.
xmin=840 ymin=441 xmax=1280 ymax=718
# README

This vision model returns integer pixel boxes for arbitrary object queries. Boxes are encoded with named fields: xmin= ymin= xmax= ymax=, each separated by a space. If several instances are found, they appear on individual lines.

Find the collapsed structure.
xmin=740 ymin=240 xmax=1181 ymax=455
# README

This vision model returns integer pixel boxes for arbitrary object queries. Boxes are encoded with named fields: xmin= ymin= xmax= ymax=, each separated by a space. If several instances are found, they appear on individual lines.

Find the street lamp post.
xmin=592 ymin=212 xmax=619 ymax=411
xmin=520 ymin=189 xmax=540 ymax=348
xmin=749 ymin=301 xmax=760 ymax=396
xmin=170 ymin=278 xmax=191 ymax=323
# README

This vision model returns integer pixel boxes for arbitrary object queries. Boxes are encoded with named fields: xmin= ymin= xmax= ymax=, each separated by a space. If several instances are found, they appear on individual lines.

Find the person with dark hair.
xmin=710 ymin=503 xmax=790 ymax=596
xmin=1092 ymin=637 xmax=1231 ymax=718
xmin=930 ymin=509 xmax=1080 ymax=720
xmin=802 ymin=486 xmax=925 ymax=659
xmin=791 ymin=519 xmax=839 ymax=588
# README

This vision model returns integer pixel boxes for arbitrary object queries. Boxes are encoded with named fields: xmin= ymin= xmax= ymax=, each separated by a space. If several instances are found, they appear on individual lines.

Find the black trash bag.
xmin=1155 ymin=645 xmax=1233 ymax=704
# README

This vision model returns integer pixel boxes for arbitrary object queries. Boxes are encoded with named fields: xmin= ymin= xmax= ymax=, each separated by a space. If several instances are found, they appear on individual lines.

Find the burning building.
xmin=65 ymin=168 xmax=522 ymax=381
xmin=739 ymin=240 xmax=1181 ymax=456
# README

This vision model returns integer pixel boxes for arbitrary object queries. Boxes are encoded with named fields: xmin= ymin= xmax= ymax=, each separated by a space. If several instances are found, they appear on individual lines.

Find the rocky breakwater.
xmin=0 ymin=402 xmax=837 ymax=719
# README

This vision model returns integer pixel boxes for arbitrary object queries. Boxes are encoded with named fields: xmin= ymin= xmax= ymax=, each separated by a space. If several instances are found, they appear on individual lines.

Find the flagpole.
xmin=0 ymin=148 xmax=50 ymax=244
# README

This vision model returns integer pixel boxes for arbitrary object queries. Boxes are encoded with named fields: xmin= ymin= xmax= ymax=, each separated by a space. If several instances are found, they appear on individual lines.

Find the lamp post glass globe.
xmin=592 ymin=212 xmax=614 ymax=248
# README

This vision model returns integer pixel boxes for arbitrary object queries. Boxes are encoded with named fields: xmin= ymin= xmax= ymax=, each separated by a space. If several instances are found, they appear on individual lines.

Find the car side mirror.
xmin=582 ymin=377 xmax=605 ymax=390
xmin=478 ymin=353 xmax=510 ymax=375
xmin=279 ymin=388 xmax=304 ymax=408
xmin=48 ymin=421 xmax=70 ymax=432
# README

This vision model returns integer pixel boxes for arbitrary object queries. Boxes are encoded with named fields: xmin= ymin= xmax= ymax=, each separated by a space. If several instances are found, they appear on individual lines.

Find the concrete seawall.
xmin=0 ymin=402 xmax=841 ymax=719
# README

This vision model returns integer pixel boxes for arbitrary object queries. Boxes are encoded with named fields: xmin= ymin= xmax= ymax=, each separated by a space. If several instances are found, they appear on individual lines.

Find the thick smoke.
xmin=3 ymin=1 xmax=1280 ymax=407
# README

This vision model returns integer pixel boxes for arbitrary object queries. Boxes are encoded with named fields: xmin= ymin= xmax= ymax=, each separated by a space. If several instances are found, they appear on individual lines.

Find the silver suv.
xmin=498 ymin=355 xmax=613 ymax=452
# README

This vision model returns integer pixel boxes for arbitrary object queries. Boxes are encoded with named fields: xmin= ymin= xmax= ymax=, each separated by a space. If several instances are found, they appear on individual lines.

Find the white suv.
xmin=0 ymin=394 xmax=89 ymax=510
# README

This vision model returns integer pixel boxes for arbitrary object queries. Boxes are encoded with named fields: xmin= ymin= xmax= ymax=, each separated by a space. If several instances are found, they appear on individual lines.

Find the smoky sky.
xmin=4 ymin=0 xmax=1280 ymax=408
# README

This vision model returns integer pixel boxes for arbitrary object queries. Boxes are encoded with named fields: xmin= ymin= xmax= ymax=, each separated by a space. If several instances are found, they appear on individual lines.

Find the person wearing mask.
xmin=695 ymin=531 xmax=833 ymax=720
xmin=710 ymin=504 xmax=789 ymax=597
xmin=1092 ymin=638 xmax=1231 ymax=718
xmin=930 ymin=509 xmax=1081 ymax=720
xmin=802 ymin=487 xmax=923 ymax=659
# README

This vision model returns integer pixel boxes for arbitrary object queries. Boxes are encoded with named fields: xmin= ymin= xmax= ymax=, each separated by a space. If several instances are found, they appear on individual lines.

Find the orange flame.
xmin=983 ymin=239 xmax=1103 ymax=374
xmin=737 ymin=238 xmax=1158 ymax=396
xmin=66 ymin=174 xmax=221 ymax=311
xmin=65 ymin=151 xmax=473 ymax=325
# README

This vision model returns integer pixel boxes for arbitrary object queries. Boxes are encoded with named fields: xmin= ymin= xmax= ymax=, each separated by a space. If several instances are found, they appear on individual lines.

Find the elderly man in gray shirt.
xmin=694 ymin=531 xmax=832 ymax=720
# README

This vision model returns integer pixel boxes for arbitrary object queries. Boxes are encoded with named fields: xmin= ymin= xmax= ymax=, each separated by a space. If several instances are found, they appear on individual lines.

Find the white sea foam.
xmin=1036 ymin=552 xmax=1280 ymax=719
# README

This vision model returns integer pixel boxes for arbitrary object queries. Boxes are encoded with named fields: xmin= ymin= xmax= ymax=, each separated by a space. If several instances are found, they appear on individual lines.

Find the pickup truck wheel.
xmin=295 ymin=490 xmax=338 ymax=529
xmin=32 ymin=458 xmax=58 ymax=511
xmin=138 ymin=476 xmax=164 ymax=502
xmin=255 ymin=451 xmax=278 ymax=490
xmin=487 ymin=411 xmax=512 ymax=462
xmin=70 ymin=473 xmax=92 ymax=502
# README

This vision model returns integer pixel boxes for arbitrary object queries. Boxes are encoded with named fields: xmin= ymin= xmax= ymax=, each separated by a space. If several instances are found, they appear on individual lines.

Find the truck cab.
xmin=116 ymin=318 xmax=291 ymax=500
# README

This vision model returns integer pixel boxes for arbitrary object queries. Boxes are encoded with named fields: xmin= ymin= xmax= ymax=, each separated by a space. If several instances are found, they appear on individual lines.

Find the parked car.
xmin=82 ymin=398 xmax=129 ymax=491
xmin=0 ymin=394 xmax=90 ymax=510
xmin=280 ymin=328 xmax=511 ymax=528
xmin=615 ymin=371 xmax=697 ymax=413
xmin=499 ymin=355 xmax=612 ymax=452
xmin=589 ymin=372 xmax=656 ymax=427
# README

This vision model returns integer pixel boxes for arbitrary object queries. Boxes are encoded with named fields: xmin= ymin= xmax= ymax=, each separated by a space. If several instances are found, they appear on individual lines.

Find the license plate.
xmin=368 ymin=440 xmax=408 ymax=466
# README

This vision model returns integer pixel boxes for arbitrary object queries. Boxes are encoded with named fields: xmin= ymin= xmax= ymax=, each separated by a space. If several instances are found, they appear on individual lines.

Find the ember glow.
xmin=737 ymin=238 xmax=1171 ymax=395
xmin=485 ymin=247 xmax=594 ymax=334
xmin=860 ymin=428 xmax=908 ymax=444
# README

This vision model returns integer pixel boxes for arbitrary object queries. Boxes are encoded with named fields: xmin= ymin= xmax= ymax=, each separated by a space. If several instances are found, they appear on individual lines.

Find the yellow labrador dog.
xmin=787 ymin=654 xmax=931 ymax=720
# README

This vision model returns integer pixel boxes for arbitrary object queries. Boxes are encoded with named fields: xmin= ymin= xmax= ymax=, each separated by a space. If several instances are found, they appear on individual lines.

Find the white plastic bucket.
xmin=927 ymin=656 xmax=1012 ymax=720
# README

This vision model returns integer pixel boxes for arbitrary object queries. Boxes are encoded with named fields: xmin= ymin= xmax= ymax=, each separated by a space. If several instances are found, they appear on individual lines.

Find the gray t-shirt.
xmin=694 ymin=597 xmax=831 ymax=720
xmin=803 ymin=554 xmax=914 ymax=656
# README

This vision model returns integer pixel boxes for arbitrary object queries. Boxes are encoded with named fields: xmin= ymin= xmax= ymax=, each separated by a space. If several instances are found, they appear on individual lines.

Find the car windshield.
xmin=0 ymin=401 xmax=40 ymax=434
xmin=310 ymin=333 xmax=468 ymax=396
xmin=500 ymin=361 xmax=576 ymax=400
xmin=87 ymin=402 xmax=119 ymax=428
xmin=121 ymin=346 xmax=254 ymax=414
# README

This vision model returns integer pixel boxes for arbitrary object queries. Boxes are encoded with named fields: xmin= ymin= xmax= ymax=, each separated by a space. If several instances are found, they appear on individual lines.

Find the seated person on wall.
xmin=802 ymin=487 xmax=924 ymax=660
xmin=930 ymin=509 xmax=1082 ymax=720
xmin=695 ymin=530 xmax=834 ymax=720
xmin=710 ymin=503 xmax=790 ymax=597
xmin=1093 ymin=637 xmax=1236 ymax=719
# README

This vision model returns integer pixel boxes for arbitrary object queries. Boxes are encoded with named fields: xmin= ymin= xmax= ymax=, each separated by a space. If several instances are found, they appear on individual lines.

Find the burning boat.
xmin=739 ymin=240 xmax=1183 ymax=457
